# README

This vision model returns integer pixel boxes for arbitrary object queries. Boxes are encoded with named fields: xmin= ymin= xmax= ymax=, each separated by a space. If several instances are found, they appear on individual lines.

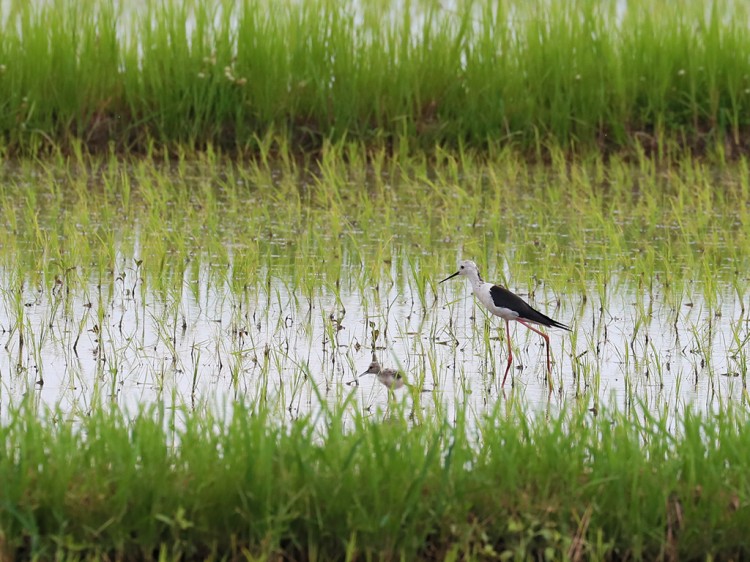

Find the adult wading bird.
xmin=440 ymin=260 xmax=570 ymax=387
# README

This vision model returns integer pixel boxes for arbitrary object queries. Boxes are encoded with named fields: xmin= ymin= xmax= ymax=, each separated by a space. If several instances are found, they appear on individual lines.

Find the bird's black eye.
xmin=460 ymin=265 xmax=464 ymax=269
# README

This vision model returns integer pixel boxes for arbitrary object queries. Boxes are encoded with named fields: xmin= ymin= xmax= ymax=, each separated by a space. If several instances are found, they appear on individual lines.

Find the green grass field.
xmin=2 ymin=400 xmax=750 ymax=560
xmin=1 ymin=0 xmax=750 ymax=156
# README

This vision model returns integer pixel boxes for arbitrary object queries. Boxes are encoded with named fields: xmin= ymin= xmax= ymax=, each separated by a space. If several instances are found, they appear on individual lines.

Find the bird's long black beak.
xmin=439 ymin=271 xmax=460 ymax=284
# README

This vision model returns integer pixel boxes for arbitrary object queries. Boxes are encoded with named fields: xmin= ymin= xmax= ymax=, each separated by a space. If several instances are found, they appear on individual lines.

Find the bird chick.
xmin=360 ymin=360 xmax=405 ymax=390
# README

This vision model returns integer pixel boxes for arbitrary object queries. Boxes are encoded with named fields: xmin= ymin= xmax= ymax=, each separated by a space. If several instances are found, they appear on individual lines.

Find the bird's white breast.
xmin=474 ymin=282 xmax=519 ymax=320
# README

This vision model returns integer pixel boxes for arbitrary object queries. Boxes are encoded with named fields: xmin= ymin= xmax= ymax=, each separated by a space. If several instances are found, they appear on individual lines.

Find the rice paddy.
xmin=2 ymin=150 xmax=748 ymax=422
xmin=2 ymin=141 xmax=750 ymax=560
xmin=0 ymin=151 xmax=749 ymax=560
xmin=3 ymin=0 xmax=750 ymax=559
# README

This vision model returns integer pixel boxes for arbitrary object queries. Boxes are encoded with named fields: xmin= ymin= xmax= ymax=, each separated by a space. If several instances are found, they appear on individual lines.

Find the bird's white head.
xmin=439 ymin=260 xmax=482 ymax=284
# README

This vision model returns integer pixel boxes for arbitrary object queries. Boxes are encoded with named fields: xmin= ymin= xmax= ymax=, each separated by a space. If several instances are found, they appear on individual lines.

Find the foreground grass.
xmin=1 ymin=399 xmax=750 ymax=560
xmin=2 ymin=0 xmax=750 ymax=156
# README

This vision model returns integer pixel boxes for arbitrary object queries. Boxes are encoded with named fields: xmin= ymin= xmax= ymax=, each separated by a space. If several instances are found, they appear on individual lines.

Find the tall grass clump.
xmin=2 ymin=400 xmax=750 ymax=560
xmin=1 ymin=0 xmax=750 ymax=156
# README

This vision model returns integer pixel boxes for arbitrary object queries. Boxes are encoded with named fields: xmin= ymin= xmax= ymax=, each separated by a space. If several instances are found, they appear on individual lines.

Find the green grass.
xmin=2 ymin=0 xmax=750 ymax=156
xmin=2 ymin=398 xmax=750 ymax=560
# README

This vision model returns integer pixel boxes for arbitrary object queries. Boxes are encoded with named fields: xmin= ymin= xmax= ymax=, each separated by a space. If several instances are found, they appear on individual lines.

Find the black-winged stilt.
xmin=440 ymin=260 xmax=570 ymax=387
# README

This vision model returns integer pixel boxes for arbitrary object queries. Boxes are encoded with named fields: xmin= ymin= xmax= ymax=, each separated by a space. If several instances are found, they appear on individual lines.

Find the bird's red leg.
xmin=501 ymin=319 xmax=514 ymax=386
xmin=517 ymin=320 xmax=552 ymax=387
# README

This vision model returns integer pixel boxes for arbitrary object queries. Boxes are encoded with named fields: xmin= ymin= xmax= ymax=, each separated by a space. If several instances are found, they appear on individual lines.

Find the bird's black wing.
xmin=489 ymin=285 xmax=570 ymax=330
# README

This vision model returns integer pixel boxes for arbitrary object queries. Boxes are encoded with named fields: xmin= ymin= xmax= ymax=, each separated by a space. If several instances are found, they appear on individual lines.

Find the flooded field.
xmin=3 ymin=155 xmax=750 ymax=561
xmin=1 ymin=156 xmax=748 ymax=423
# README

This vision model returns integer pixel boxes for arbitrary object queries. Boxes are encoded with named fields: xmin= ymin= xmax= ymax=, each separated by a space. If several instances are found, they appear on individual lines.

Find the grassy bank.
xmin=1 ymin=399 xmax=749 ymax=560
xmin=2 ymin=0 xmax=750 ymax=157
